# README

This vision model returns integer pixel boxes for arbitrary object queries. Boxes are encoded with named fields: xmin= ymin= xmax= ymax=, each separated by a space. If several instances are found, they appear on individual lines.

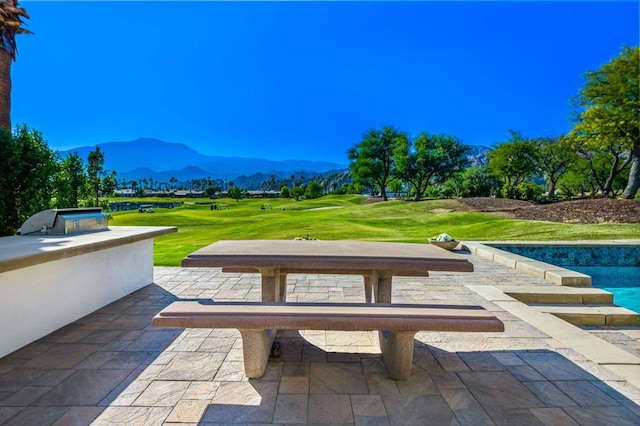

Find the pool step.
xmin=498 ymin=285 xmax=613 ymax=304
xmin=531 ymin=304 xmax=640 ymax=327
xmin=495 ymin=285 xmax=638 ymax=326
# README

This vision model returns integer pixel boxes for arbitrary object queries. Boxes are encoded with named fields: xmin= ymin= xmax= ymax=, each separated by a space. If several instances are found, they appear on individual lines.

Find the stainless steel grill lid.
xmin=18 ymin=208 xmax=108 ymax=235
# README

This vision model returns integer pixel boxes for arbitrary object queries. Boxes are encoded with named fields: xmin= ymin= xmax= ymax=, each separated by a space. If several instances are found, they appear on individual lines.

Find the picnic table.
xmin=181 ymin=239 xmax=474 ymax=303
xmin=157 ymin=239 xmax=500 ymax=380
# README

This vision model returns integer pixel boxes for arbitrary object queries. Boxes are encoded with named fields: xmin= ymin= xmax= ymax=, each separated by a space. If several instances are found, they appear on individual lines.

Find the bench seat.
xmin=152 ymin=301 xmax=504 ymax=380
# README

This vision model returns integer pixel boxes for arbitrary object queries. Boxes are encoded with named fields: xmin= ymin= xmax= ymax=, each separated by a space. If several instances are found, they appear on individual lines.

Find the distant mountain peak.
xmin=100 ymin=138 xmax=203 ymax=154
xmin=59 ymin=137 xmax=348 ymax=183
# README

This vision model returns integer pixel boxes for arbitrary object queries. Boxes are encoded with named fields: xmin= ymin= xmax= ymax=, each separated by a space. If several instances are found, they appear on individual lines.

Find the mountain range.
xmin=59 ymin=138 xmax=491 ymax=185
xmin=60 ymin=138 xmax=348 ymax=182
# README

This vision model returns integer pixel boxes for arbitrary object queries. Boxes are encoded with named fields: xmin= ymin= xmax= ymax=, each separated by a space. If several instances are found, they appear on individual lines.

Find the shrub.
xmin=501 ymin=182 xmax=543 ymax=201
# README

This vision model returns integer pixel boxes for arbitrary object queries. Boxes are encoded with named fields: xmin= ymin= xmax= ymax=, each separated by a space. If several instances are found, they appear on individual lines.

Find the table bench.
xmin=152 ymin=301 xmax=504 ymax=380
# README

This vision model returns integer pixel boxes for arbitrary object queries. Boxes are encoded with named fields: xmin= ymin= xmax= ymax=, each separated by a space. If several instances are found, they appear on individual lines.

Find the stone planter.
xmin=429 ymin=239 xmax=460 ymax=250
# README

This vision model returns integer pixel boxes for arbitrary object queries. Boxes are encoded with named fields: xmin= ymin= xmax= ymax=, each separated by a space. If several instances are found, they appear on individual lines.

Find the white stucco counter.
xmin=0 ymin=226 xmax=177 ymax=358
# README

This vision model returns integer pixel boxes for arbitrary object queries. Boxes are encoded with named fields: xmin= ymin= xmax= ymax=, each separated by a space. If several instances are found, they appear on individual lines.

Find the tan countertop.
xmin=0 ymin=226 xmax=177 ymax=273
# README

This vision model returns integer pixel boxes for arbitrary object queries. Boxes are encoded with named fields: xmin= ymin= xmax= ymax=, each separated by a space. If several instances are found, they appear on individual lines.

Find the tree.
xmin=487 ymin=130 xmax=540 ymax=198
xmin=204 ymin=182 xmax=220 ymax=198
xmin=460 ymin=165 xmax=500 ymax=198
xmin=569 ymin=46 xmax=639 ymax=198
xmin=0 ymin=127 xmax=14 ymax=233
xmin=534 ymin=136 xmax=578 ymax=197
xmin=394 ymin=132 xmax=470 ymax=201
xmin=289 ymin=186 xmax=304 ymax=200
xmin=558 ymin=161 xmax=597 ymax=198
xmin=565 ymin=149 xmax=629 ymax=197
xmin=279 ymin=185 xmax=290 ymax=198
xmin=0 ymin=125 xmax=57 ymax=235
xmin=575 ymin=139 xmax=630 ymax=196
xmin=55 ymin=152 xmax=86 ymax=208
xmin=228 ymin=186 xmax=243 ymax=201
xmin=0 ymin=1 xmax=31 ymax=130
xmin=86 ymin=147 xmax=104 ymax=207
xmin=101 ymin=171 xmax=117 ymax=205
xmin=87 ymin=146 xmax=117 ymax=208
xmin=388 ymin=179 xmax=404 ymax=199
xmin=13 ymin=125 xmax=56 ymax=213
xmin=439 ymin=173 xmax=465 ymax=198
xmin=348 ymin=126 xmax=407 ymax=201
xmin=168 ymin=176 xmax=177 ymax=190
xmin=305 ymin=181 xmax=323 ymax=199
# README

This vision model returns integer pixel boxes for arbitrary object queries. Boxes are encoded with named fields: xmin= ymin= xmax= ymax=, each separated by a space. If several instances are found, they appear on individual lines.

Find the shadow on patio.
xmin=1 ymin=265 xmax=640 ymax=425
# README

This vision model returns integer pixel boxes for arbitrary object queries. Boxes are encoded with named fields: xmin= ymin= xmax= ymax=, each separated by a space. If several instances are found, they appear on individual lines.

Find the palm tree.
xmin=0 ymin=0 xmax=31 ymax=130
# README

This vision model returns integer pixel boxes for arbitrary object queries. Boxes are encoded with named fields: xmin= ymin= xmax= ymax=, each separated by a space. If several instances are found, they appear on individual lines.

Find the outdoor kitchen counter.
xmin=0 ymin=225 xmax=177 ymax=358
xmin=0 ymin=226 xmax=176 ymax=273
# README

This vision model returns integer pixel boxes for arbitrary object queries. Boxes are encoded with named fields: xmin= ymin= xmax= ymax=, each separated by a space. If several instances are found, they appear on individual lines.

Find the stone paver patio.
xmin=1 ymin=252 xmax=639 ymax=425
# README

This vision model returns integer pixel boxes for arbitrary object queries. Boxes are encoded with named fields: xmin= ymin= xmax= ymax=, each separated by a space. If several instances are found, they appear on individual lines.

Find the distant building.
xmin=113 ymin=188 xmax=136 ymax=197
xmin=174 ymin=190 xmax=205 ymax=198
xmin=114 ymin=188 xmax=174 ymax=197
xmin=245 ymin=190 xmax=281 ymax=198
xmin=144 ymin=190 xmax=173 ymax=198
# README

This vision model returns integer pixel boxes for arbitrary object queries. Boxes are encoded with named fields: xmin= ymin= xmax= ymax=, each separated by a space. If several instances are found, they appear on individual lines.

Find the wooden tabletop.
xmin=182 ymin=240 xmax=473 ymax=275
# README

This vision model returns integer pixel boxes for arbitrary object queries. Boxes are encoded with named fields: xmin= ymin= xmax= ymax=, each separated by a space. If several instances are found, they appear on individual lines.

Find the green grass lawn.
xmin=108 ymin=195 xmax=640 ymax=266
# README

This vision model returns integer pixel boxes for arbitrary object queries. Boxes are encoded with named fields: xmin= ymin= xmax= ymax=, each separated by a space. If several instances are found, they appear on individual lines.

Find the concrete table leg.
xmin=378 ymin=329 xmax=418 ymax=380
xmin=279 ymin=273 xmax=288 ymax=302
xmin=238 ymin=328 xmax=277 ymax=378
xmin=257 ymin=267 xmax=283 ymax=302
xmin=363 ymin=271 xmax=378 ymax=303
xmin=375 ymin=272 xmax=393 ymax=303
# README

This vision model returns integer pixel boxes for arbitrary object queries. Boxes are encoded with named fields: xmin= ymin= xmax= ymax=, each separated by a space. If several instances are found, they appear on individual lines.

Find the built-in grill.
xmin=18 ymin=208 xmax=109 ymax=235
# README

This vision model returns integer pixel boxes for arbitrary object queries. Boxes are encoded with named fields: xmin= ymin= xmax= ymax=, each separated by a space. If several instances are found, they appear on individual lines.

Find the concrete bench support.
xmin=238 ymin=328 xmax=278 ymax=378
xmin=152 ymin=301 xmax=504 ymax=380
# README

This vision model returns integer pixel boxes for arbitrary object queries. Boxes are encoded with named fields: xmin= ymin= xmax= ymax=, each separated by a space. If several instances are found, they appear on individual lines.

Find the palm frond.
xmin=0 ymin=0 xmax=31 ymax=59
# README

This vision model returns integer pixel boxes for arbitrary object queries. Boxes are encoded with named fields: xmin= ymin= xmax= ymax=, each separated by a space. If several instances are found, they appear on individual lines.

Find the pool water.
xmin=491 ymin=244 xmax=640 ymax=314
xmin=571 ymin=266 xmax=640 ymax=314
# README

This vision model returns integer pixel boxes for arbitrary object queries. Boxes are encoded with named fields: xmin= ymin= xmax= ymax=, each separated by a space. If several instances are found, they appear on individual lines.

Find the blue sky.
xmin=12 ymin=1 xmax=639 ymax=164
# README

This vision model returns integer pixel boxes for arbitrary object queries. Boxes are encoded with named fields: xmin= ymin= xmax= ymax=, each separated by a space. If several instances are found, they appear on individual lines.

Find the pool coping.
xmin=463 ymin=240 xmax=640 ymax=286
xmin=468 ymin=283 xmax=640 ymax=389
xmin=462 ymin=240 xmax=640 ymax=388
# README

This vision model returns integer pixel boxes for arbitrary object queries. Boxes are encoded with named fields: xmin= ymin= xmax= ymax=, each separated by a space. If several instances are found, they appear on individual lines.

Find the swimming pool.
xmin=491 ymin=243 xmax=640 ymax=313
xmin=570 ymin=266 xmax=640 ymax=313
